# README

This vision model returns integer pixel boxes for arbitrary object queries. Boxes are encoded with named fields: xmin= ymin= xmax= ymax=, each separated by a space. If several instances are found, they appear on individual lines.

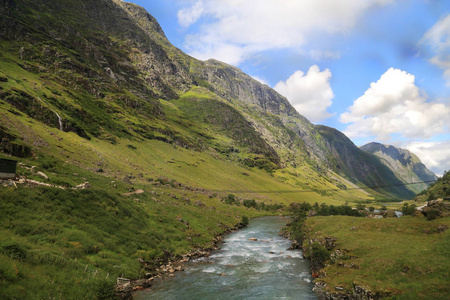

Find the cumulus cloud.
xmin=340 ymin=68 xmax=450 ymax=140
xmin=405 ymin=140 xmax=450 ymax=177
xmin=178 ymin=0 xmax=392 ymax=65
xmin=421 ymin=14 xmax=450 ymax=85
xmin=274 ymin=65 xmax=334 ymax=123
xmin=177 ymin=0 xmax=204 ymax=28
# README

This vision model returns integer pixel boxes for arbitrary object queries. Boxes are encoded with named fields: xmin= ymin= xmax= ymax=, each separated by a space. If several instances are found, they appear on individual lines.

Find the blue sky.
xmin=126 ymin=0 xmax=450 ymax=176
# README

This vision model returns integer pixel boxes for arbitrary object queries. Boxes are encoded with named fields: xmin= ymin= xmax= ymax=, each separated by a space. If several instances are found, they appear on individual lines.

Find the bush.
xmin=223 ymin=194 xmax=239 ymax=205
xmin=241 ymin=215 xmax=249 ymax=226
xmin=311 ymin=242 xmax=330 ymax=267
xmin=243 ymin=199 xmax=257 ymax=208
xmin=425 ymin=209 xmax=440 ymax=221
xmin=402 ymin=203 xmax=417 ymax=216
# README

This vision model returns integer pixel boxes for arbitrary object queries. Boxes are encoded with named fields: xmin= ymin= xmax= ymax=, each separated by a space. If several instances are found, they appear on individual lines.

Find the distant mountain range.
xmin=0 ymin=0 xmax=436 ymax=199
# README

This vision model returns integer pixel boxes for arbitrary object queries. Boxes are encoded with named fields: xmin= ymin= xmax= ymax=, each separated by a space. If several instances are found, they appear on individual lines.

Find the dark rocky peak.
xmin=361 ymin=142 xmax=414 ymax=167
xmin=361 ymin=142 xmax=437 ymax=191
xmin=113 ymin=0 xmax=169 ymax=44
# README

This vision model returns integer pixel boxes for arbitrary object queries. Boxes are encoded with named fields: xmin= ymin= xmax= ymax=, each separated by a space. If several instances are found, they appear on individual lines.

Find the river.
xmin=134 ymin=216 xmax=317 ymax=300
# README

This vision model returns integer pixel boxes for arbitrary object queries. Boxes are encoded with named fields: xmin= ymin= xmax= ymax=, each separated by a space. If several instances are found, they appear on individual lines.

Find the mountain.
xmin=0 ymin=0 xmax=424 ymax=201
xmin=315 ymin=126 xmax=418 ymax=198
xmin=360 ymin=142 xmax=438 ymax=194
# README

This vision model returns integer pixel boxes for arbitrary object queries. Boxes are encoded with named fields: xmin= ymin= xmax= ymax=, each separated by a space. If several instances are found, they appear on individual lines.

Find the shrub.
xmin=402 ymin=203 xmax=417 ymax=216
xmin=223 ymin=194 xmax=238 ymax=205
xmin=241 ymin=215 xmax=249 ymax=226
xmin=311 ymin=242 xmax=330 ymax=267
xmin=425 ymin=209 xmax=440 ymax=221
xmin=243 ymin=199 xmax=257 ymax=208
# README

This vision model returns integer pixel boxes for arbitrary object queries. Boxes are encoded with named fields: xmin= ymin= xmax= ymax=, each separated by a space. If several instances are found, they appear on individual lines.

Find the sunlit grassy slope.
xmin=305 ymin=216 xmax=450 ymax=299
xmin=0 ymin=51 xmax=372 ymax=205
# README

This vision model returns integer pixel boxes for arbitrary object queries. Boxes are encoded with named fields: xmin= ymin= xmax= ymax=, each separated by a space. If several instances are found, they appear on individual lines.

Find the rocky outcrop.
xmin=0 ymin=131 xmax=32 ymax=158
xmin=421 ymin=200 xmax=450 ymax=220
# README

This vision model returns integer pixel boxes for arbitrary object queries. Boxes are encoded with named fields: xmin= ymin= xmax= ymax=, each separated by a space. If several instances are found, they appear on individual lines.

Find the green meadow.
xmin=303 ymin=215 xmax=450 ymax=299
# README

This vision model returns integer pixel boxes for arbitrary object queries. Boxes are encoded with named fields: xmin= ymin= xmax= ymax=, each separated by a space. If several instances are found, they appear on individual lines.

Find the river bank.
xmin=116 ymin=221 xmax=247 ymax=299
xmin=294 ymin=215 xmax=450 ymax=299
xmin=132 ymin=216 xmax=316 ymax=300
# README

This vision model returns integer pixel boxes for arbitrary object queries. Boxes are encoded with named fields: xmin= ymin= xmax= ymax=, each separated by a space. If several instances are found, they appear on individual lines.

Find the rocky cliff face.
xmin=361 ymin=142 xmax=437 ymax=193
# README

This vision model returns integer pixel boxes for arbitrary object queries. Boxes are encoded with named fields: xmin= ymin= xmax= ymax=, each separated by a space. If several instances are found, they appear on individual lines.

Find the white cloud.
xmin=177 ymin=0 xmax=204 ymax=28
xmin=178 ymin=0 xmax=392 ymax=65
xmin=274 ymin=65 xmax=334 ymax=123
xmin=340 ymin=68 xmax=450 ymax=140
xmin=405 ymin=140 xmax=450 ymax=177
xmin=421 ymin=14 xmax=450 ymax=86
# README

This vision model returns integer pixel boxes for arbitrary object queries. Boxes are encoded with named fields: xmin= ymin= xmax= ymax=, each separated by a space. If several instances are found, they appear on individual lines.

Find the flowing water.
xmin=134 ymin=216 xmax=316 ymax=300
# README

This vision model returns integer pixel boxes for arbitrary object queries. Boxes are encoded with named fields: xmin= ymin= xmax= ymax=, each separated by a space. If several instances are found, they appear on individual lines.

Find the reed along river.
xmin=134 ymin=216 xmax=317 ymax=300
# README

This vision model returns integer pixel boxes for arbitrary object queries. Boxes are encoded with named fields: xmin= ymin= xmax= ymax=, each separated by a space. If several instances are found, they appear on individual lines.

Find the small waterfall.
xmin=36 ymin=97 xmax=63 ymax=131
xmin=55 ymin=112 xmax=63 ymax=131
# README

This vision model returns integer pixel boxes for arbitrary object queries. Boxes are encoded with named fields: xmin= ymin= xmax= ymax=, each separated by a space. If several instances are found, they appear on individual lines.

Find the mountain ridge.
xmin=360 ymin=142 xmax=438 ymax=193
xmin=0 ymin=0 xmax=433 ymax=201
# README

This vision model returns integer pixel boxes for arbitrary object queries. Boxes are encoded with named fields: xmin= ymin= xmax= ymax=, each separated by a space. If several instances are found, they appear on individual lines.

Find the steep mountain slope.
xmin=315 ymin=126 xmax=418 ymax=199
xmin=415 ymin=170 xmax=450 ymax=201
xmin=0 ymin=0 xmax=419 ymax=203
xmin=361 ymin=142 xmax=437 ymax=193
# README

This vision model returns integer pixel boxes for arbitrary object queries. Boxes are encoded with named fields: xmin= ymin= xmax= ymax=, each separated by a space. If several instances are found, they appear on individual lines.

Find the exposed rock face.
xmin=361 ymin=142 xmax=437 ymax=193
xmin=190 ymin=59 xmax=326 ymax=163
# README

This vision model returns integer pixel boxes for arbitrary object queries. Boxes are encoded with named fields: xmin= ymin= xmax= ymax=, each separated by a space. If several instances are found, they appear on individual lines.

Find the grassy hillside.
xmin=415 ymin=170 xmax=450 ymax=202
xmin=0 ymin=181 xmax=269 ymax=299
xmin=301 ymin=215 xmax=450 ymax=299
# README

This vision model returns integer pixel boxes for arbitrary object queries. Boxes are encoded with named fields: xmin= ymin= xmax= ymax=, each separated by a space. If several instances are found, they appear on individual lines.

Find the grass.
xmin=303 ymin=215 xmax=450 ymax=299
xmin=0 ymin=183 xmax=267 ymax=299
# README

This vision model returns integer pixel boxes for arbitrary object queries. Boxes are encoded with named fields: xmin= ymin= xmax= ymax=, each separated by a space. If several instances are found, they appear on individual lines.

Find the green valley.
xmin=0 ymin=0 xmax=447 ymax=299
